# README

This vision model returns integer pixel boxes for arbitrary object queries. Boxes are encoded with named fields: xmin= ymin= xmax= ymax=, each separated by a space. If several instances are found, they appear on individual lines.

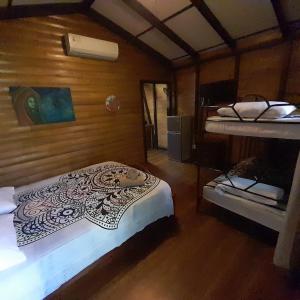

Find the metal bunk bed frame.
xmin=195 ymin=96 xmax=300 ymax=269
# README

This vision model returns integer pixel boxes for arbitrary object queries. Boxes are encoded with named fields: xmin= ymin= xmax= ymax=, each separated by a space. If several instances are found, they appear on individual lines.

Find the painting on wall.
xmin=10 ymin=87 xmax=76 ymax=126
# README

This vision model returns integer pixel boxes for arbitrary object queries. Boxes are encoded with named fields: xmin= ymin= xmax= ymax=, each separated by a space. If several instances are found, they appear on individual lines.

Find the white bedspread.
xmin=0 ymin=162 xmax=174 ymax=300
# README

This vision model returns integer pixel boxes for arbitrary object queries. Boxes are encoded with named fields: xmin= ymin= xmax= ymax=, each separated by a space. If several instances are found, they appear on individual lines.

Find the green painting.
xmin=10 ymin=87 xmax=76 ymax=126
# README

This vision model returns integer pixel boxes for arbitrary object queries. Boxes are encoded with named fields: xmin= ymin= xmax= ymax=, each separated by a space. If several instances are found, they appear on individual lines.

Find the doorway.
xmin=141 ymin=81 xmax=172 ymax=160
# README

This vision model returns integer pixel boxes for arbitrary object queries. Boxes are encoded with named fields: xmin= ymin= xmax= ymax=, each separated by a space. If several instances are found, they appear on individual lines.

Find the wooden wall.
xmin=199 ymin=57 xmax=235 ymax=85
xmin=0 ymin=14 xmax=170 ymax=186
xmin=176 ymin=30 xmax=300 ymax=116
xmin=176 ymin=66 xmax=195 ymax=116
xmin=176 ymin=58 xmax=236 ymax=118
xmin=286 ymin=39 xmax=300 ymax=103
xmin=238 ymin=43 xmax=288 ymax=99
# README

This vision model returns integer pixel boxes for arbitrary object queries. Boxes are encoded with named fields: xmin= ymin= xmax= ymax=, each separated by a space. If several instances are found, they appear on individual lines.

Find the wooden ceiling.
xmin=1 ymin=0 xmax=300 ymax=68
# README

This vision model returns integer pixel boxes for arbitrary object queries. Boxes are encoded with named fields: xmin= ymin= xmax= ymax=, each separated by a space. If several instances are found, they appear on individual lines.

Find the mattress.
xmin=0 ymin=162 xmax=174 ymax=300
xmin=214 ymin=177 xmax=285 ymax=207
xmin=203 ymin=176 xmax=286 ymax=232
xmin=205 ymin=116 xmax=300 ymax=140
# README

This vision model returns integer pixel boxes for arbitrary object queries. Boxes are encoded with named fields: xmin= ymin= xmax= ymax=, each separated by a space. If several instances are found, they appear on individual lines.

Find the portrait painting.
xmin=10 ymin=87 xmax=76 ymax=126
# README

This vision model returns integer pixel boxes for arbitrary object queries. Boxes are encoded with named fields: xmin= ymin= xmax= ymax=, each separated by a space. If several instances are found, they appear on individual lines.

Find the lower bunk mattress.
xmin=0 ymin=161 xmax=174 ymax=300
xmin=203 ymin=176 xmax=286 ymax=232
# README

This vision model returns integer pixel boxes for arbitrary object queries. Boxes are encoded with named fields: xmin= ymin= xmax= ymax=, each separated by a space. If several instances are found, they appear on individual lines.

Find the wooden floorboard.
xmin=48 ymin=150 xmax=300 ymax=300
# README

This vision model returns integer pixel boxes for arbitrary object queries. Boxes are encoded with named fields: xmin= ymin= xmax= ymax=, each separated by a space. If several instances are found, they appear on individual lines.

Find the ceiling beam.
xmin=190 ymin=0 xmax=235 ymax=49
xmin=81 ymin=0 xmax=95 ymax=11
xmin=0 ymin=2 xmax=83 ymax=20
xmin=271 ymin=0 xmax=289 ymax=38
xmin=87 ymin=9 xmax=172 ymax=68
xmin=136 ymin=4 xmax=193 ymax=38
xmin=122 ymin=0 xmax=199 ymax=59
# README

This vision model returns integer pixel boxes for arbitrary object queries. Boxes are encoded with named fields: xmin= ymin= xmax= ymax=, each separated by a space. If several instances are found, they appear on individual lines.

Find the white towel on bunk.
xmin=215 ymin=177 xmax=285 ymax=206
xmin=217 ymin=101 xmax=296 ymax=119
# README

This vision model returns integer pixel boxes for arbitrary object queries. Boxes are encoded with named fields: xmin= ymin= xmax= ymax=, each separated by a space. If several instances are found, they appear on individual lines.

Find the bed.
xmin=0 ymin=161 xmax=174 ymax=300
xmin=202 ymin=110 xmax=300 ymax=269
xmin=205 ymin=116 xmax=300 ymax=140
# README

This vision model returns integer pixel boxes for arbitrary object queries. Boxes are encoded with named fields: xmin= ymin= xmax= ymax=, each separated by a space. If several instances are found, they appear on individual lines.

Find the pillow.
xmin=217 ymin=101 xmax=296 ymax=119
xmin=228 ymin=156 xmax=294 ymax=192
xmin=228 ymin=157 xmax=262 ymax=179
xmin=0 ymin=214 xmax=26 ymax=271
xmin=0 ymin=187 xmax=16 ymax=214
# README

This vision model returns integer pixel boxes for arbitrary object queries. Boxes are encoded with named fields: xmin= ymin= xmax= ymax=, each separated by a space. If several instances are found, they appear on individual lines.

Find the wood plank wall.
xmin=0 ymin=13 xmax=170 ymax=187
xmin=238 ymin=43 xmax=288 ymax=99
xmin=286 ymin=39 xmax=300 ymax=102
xmin=176 ymin=66 xmax=195 ymax=116
xmin=176 ymin=30 xmax=300 ymax=164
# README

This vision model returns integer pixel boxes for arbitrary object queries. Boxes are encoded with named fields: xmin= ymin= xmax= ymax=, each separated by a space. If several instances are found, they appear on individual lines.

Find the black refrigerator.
xmin=167 ymin=115 xmax=193 ymax=161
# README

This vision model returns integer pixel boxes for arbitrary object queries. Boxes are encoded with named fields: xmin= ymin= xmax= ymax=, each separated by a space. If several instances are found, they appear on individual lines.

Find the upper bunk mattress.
xmin=0 ymin=161 xmax=174 ymax=300
xmin=205 ymin=116 xmax=300 ymax=140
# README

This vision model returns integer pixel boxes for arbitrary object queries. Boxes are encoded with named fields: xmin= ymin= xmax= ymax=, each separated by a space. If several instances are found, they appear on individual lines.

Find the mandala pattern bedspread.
xmin=14 ymin=162 xmax=160 ymax=246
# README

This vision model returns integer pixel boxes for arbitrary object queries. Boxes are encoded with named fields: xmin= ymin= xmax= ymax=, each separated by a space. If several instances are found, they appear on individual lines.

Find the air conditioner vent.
xmin=64 ymin=33 xmax=119 ymax=61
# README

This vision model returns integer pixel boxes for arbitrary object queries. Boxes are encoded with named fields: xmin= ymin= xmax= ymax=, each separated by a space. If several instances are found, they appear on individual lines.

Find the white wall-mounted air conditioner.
xmin=64 ymin=33 xmax=119 ymax=61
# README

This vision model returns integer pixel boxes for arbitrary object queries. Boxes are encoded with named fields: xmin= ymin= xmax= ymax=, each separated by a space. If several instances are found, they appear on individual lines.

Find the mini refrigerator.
xmin=167 ymin=115 xmax=193 ymax=161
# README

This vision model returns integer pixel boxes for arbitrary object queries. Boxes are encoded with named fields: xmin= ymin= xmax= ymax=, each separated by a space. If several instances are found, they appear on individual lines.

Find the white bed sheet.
xmin=0 ymin=162 xmax=174 ymax=300
xmin=205 ymin=116 xmax=300 ymax=140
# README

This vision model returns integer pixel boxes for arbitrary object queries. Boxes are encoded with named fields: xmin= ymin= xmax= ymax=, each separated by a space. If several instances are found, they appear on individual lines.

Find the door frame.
xmin=140 ymin=80 xmax=173 ymax=162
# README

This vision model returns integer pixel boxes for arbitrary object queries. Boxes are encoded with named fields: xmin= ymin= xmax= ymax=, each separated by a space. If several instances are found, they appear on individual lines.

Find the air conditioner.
xmin=64 ymin=33 xmax=119 ymax=61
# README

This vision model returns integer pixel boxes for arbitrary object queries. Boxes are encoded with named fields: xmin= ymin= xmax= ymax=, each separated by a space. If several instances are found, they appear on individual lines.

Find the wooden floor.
xmin=49 ymin=150 xmax=300 ymax=300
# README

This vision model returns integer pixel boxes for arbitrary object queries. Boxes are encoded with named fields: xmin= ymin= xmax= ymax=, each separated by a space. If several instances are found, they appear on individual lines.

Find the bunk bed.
xmin=197 ymin=101 xmax=300 ymax=269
